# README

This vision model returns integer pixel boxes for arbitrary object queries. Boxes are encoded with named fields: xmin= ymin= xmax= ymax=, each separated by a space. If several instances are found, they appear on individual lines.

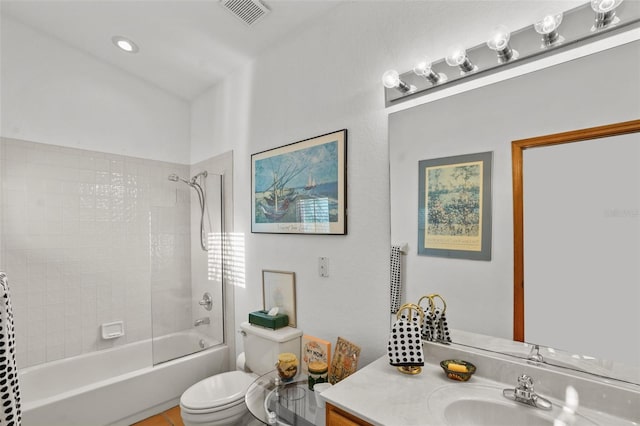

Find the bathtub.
xmin=18 ymin=330 xmax=229 ymax=426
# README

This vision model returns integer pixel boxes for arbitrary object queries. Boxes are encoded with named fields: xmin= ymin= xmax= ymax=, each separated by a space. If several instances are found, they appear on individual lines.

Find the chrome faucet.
xmin=199 ymin=292 xmax=213 ymax=311
xmin=194 ymin=317 xmax=210 ymax=326
xmin=503 ymin=374 xmax=552 ymax=410
xmin=528 ymin=344 xmax=544 ymax=363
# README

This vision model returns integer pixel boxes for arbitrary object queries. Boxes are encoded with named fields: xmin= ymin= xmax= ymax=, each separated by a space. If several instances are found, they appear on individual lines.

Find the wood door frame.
xmin=512 ymin=119 xmax=640 ymax=341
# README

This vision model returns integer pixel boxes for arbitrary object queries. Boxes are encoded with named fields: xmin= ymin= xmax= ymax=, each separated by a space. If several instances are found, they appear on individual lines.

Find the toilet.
xmin=180 ymin=322 xmax=302 ymax=426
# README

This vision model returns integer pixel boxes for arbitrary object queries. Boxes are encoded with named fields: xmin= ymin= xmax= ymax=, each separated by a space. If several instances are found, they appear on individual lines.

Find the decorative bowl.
xmin=440 ymin=359 xmax=476 ymax=381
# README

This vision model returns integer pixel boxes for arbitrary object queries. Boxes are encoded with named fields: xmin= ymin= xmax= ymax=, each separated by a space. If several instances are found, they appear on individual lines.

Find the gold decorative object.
xmin=276 ymin=352 xmax=299 ymax=382
xmin=397 ymin=302 xmax=425 ymax=322
xmin=398 ymin=365 xmax=423 ymax=375
xmin=418 ymin=293 xmax=452 ymax=343
xmin=418 ymin=293 xmax=447 ymax=314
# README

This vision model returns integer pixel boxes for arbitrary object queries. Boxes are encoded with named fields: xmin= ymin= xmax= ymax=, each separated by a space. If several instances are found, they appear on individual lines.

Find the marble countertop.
xmin=321 ymin=353 xmax=639 ymax=426
xmin=322 ymin=356 xmax=475 ymax=426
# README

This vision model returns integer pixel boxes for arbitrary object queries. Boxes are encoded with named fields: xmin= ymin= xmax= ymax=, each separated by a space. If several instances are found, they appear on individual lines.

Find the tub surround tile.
xmin=17 ymin=145 xmax=189 ymax=362
xmin=2 ymin=137 xmax=226 ymax=374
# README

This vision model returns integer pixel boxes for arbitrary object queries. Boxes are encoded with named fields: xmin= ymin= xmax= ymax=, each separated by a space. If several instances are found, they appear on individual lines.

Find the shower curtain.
xmin=0 ymin=272 xmax=21 ymax=426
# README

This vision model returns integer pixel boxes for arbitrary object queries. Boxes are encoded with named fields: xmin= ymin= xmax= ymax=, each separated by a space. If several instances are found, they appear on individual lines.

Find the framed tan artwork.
xmin=329 ymin=337 xmax=361 ymax=385
xmin=262 ymin=270 xmax=296 ymax=327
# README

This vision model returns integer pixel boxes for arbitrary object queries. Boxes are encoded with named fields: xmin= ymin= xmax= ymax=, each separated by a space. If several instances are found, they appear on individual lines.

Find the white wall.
xmin=191 ymin=1 xmax=588 ymax=367
xmin=190 ymin=85 xmax=224 ymax=165
xmin=0 ymin=16 xmax=191 ymax=164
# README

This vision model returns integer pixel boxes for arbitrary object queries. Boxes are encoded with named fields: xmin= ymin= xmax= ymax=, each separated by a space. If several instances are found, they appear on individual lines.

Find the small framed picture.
xmin=262 ymin=270 xmax=296 ymax=327
xmin=301 ymin=335 xmax=332 ymax=375
xmin=329 ymin=337 xmax=361 ymax=385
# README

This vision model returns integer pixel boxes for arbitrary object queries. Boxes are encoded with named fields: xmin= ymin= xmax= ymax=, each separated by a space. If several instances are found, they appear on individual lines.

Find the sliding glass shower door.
xmin=150 ymin=170 xmax=224 ymax=364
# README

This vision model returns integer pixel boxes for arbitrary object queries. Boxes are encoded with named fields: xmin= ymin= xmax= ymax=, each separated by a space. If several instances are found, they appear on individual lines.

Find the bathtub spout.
xmin=194 ymin=317 xmax=210 ymax=326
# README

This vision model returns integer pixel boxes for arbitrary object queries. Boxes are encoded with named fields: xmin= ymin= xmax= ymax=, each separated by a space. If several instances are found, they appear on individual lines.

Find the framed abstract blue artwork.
xmin=251 ymin=129 xmax=347 ymax=234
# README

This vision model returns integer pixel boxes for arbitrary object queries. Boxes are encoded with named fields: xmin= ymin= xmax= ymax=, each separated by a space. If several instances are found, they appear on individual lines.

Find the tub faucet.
xmin=199 ymin=292 xmax=213 ymax=311
xmin=194 ymin=317 xmax=210 ymax=326
xmin=528 ymin=344 xmax=544 ymax=363
xmin=503 ymin=374 xmax=552 ymax=410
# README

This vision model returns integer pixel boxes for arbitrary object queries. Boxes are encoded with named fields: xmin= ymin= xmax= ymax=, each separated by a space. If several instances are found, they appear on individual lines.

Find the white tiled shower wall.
xmin=0 ymin=137 xmax=192 ymax=368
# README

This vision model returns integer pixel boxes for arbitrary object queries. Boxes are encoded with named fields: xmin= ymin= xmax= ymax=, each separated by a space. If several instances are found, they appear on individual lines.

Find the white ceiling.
xmin=0 ymin=0 xmax=341 ymax=101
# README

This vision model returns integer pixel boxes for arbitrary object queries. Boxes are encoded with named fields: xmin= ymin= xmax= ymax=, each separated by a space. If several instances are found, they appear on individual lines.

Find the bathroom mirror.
xmin=513 ymin=120 xmax=640 ymax=380
xmin=389 ymin=40 xmax=640 ymax=384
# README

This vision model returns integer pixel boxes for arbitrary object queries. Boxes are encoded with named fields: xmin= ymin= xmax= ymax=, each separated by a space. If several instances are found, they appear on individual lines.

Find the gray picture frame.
xmin=418 ymin=151 xmax=492 ymax=260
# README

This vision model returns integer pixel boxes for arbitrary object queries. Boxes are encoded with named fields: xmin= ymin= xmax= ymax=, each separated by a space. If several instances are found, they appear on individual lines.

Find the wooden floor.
xmin=132 ymin=406 xmax=184 ymax=426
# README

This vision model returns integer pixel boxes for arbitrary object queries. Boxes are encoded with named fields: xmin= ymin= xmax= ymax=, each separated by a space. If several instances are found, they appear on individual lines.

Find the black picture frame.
xmin=251 ymin=129 xmax=347 ymax=235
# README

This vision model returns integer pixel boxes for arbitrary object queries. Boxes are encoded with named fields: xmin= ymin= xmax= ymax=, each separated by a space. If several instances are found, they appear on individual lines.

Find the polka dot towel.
xmin=0 ymin=272 xmax=22 ymax=426
xmin=390 ymin=245 xmax=403 ymax=314
xmin=387 ymin=317 xmax=424 ymax=367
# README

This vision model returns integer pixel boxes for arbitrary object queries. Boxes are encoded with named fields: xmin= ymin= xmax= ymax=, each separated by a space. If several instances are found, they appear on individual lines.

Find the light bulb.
xmin=413 ymin=57 xmax=446 ymax=85
xmin=382 ymin=69 xmax=401 ymax=89
xmin=591 ymin=0 xmax=624 ymax=29
xmin=117 ymin=40 xmax=134 ymax=51
xmin=381 ymin=69 xmax=415 ymax=94
xmin=534 ymin=12 xmax=563 ymax=46
xmin=112 ymin=36 xmax=139 ymax=53
xmin=487 ymin=25 xmax=510 ymax=51
xmin=487 ymin=25 xmax=518 ymax=62
xmin=413 ymin=58 xmax=434 ymax=76
xmin=445 ymin=45 xmax=476 ymax=74
xmin=445 ymin=45 xmax=467 ymax=66
xmin=591 ymin=0 xmax=623 ymax=13
xmin=534 ymin=12 xmax=563 ymax=35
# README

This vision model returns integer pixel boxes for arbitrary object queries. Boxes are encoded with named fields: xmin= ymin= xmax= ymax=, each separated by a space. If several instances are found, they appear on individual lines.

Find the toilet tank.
xmin=240 ymin=322 xmax=302 ymax=375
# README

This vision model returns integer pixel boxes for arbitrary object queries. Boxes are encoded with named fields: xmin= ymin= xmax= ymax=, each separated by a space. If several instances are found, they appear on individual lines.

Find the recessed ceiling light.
xmin=111 ymin=36 xmax=139 ymax=54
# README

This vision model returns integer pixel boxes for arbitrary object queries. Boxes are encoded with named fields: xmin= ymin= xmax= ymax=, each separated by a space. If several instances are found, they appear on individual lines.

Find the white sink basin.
xmin=428 ymin=384 xmax=598 ymax=426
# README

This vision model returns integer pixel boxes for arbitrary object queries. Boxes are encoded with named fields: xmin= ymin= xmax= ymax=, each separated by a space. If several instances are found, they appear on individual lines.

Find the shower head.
xmin=169 ymin=172 xmax=207 ymax=185
xmin=191 ymin=170 xmax=208 ymax=182
xmin=168 ymin=173 xmax=192 ymax=185
xmin=168 ymin=170 xmax=210 ymax=252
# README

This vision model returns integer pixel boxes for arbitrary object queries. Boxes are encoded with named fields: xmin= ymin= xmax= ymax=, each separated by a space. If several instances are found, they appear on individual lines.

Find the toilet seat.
xmin=180 ymin=371 xmax=256 ymax=414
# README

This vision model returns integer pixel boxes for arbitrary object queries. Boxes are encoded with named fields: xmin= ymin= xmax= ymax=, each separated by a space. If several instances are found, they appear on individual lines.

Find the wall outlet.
xmin=319 ymin=257 xmax=329 ymax=278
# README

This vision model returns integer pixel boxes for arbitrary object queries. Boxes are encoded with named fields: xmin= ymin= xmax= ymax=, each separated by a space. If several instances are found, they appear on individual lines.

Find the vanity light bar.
xmin=383 ymin=1 xmax=640 ymax=106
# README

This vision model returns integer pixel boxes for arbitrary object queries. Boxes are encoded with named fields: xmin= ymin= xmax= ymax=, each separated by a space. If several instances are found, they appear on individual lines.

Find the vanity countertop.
xmin=321 ymin=354 xmax=639 ymax=426
xmin=322 ymin=356 xmax=455 ymax=425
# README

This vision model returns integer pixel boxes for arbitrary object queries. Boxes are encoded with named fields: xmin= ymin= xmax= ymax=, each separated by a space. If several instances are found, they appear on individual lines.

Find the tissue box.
xmin=249 ymin=310 xmax=289 ymax=329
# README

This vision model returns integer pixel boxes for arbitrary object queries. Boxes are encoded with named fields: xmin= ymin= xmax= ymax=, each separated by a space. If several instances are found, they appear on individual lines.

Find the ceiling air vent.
xmin=221 ymin=0 xmax=270 ymax=26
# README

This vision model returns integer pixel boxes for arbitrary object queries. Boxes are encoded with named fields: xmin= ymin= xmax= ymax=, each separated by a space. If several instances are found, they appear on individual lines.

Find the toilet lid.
xmin=181 ymin=371 xmax=255 ymax=411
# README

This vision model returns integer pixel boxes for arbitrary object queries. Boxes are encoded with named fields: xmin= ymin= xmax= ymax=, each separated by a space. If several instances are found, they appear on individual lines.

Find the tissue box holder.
xmin=249 ymin=310 xmax=289 ymax=329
